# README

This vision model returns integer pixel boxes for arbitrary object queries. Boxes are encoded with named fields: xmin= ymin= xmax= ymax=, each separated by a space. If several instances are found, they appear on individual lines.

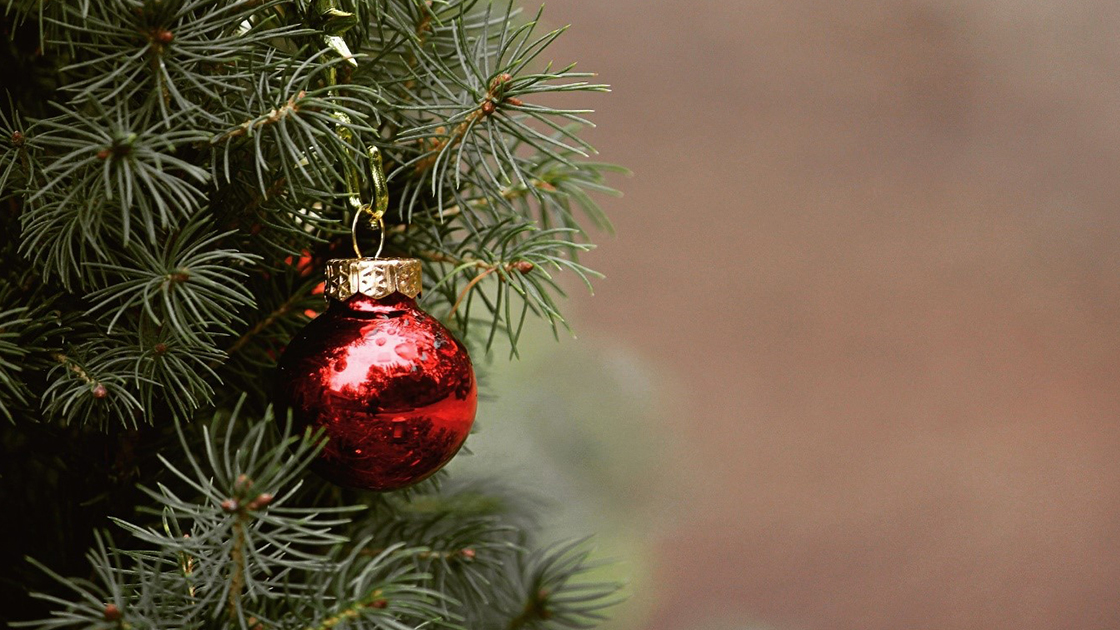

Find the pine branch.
xmin=0 ymin=304 xmax=34 ymax=421
xmin=504 ymin=540 xmax=624 ymax=630
xmin=84 ymin=217 xmax=261 ymax=347
xmin=42 ymin=344 xmax=145 ymax=428
xmin=3 ymin=2 xmax=625 ymax=626
xmin=226 ymin=289 xmax=304 ymax=357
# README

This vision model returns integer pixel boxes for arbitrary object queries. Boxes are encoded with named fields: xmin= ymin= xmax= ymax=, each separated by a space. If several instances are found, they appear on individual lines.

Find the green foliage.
xmin=17 ymin=401 xmax=621 ymax=630
xmin=85 ymin=217 xmax=260 ymax=344
xmin=0 ymin=301 xmax=34 ymax=421
xmin=0 ymin=0 xmax=623 ymax=626
xmin=0 ymin=0 xmax=623 ymax=424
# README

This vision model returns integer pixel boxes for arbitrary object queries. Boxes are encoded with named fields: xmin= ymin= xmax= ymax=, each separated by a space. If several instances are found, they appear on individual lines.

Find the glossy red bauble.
xmin=275 ymin=292 xmax=476 ymax=491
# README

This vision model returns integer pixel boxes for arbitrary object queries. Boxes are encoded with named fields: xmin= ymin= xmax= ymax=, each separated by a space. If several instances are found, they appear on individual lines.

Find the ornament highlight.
xmin=275 ymin=257 xmax=476 ymax=491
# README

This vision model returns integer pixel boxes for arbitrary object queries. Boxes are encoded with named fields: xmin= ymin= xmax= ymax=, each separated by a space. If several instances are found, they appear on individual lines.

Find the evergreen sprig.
xmin=31 ymin=101 xmax=210 ymax=243
xmin=0 ymin=301 xmax=33 ymax=421
xmin=504 ymin=540 xmax=624 ymax=630
xmin=84 ymin=217 xmax=260 ymax=345
xmin=47 ymin=0 xmax=310 ymax=123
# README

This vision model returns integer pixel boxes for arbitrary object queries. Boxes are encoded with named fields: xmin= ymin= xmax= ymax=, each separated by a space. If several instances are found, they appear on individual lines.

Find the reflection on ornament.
xmin=275 ymin=259 xmax=476 ymax=491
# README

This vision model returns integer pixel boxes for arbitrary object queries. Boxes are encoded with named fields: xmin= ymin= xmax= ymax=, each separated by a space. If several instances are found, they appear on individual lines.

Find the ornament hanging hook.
xmin=351 ymin=146 xmax=389 ymax=259
xmin=315 ymin=0 xmax=390 ymax=260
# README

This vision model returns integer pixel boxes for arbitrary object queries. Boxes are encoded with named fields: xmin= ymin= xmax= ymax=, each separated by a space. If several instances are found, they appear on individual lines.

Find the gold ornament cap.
xmin=324 ymin=257 xmax=422 ymax=301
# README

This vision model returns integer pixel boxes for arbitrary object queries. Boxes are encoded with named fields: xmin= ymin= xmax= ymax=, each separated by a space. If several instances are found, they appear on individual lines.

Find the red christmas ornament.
xmin=275 ymin=257 xmax=476 ymax=491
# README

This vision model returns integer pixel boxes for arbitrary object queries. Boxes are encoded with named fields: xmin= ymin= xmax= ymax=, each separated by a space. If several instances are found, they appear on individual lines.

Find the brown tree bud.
xmin=536 ymin=589 xmax=552 ymax=619
xmin=247 ymin=493 xmax=273 ymax=510
xmin=92 ymin=384 xmax=108 ymax=399
xmin=103 ymin=604 xmax=122 ymax=621
xmin=489 ymin=72 xmax=513 ymax=92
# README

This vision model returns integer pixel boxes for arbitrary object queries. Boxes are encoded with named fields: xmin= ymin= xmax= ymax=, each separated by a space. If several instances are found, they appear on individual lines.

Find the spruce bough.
xmin=0 ymin=0 xmax=623 ymax=626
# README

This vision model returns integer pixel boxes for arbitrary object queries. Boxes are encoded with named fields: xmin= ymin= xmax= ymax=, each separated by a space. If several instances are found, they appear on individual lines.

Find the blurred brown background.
xmin=535 ymin=0 xmax=1120 ymax=628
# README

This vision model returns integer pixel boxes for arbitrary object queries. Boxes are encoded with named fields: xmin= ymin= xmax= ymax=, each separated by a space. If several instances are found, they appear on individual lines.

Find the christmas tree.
xmin=0 ymin=1 xmax=624 ymax=627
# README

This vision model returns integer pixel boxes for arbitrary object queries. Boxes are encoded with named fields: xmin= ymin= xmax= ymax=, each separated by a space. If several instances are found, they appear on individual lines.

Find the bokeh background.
xmin=453 ymin=1 xmax=1120 ymax=629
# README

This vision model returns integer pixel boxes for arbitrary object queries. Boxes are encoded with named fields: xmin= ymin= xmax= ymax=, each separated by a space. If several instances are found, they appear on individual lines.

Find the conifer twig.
xmin=226 ymin=292 xmax=301 ymax=356
xmin=227 ymin=511 xmax=248 ymax=621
